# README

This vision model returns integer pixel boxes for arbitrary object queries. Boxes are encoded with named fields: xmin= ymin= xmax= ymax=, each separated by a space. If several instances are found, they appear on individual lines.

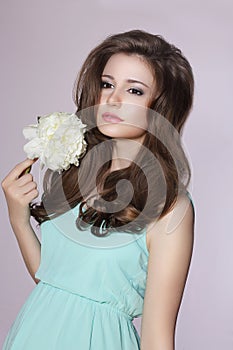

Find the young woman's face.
xmin=96 ymin=53 xmax=155 ymax=143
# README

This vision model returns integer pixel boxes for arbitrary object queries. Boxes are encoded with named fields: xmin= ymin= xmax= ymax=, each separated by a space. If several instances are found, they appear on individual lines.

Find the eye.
xmin=128 ymin=88 xmax=144 ymax=96
xmin=101 ymin=81 xmax=114 ymax=89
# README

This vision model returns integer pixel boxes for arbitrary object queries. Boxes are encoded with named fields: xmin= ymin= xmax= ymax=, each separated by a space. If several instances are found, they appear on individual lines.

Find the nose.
xmin=106 ymin=88 xmax=122 ymax=108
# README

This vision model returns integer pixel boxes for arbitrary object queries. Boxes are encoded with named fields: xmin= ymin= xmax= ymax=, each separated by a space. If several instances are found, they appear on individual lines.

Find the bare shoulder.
xmin=140 ymin=194 xmax=195 ymax=347
xmin=146 ymin=192 xmax=195 ymax=253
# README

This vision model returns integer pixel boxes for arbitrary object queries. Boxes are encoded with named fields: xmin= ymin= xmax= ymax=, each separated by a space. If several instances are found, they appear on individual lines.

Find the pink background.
xmin=0 ymin=0 xmax=232 ymax=349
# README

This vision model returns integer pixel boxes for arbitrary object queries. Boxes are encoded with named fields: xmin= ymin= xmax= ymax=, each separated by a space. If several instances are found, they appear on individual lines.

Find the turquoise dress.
xmin=2 ymin=202 xmax=149 ymax=350
xmin=3 ymin=192 xmax=194 ymax=349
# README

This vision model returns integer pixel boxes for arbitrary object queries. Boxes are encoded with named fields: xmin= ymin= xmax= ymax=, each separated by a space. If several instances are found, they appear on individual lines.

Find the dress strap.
xmin=185 ymin=190 xmax=195 ymax=219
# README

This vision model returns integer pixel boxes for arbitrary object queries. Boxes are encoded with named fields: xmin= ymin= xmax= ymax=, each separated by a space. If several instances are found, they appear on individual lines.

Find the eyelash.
xmin=100 ymin=81 xmax=144 ymax=96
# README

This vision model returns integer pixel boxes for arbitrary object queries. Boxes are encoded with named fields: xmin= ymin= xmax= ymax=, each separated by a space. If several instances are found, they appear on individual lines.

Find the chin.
xmin=98 ymin=124 xmax=144 ymax=138
xmin=97 ymin=124 xmax=123 ymax=137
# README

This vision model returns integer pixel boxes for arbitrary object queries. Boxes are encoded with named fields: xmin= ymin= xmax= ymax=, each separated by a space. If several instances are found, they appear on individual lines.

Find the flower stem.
xmin=19 ymin=165 xmax=32 ymax=178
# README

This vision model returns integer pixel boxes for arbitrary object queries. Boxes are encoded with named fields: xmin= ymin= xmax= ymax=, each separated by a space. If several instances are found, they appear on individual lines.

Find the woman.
xmin=2 ymin=29 xmax=195 ymax=349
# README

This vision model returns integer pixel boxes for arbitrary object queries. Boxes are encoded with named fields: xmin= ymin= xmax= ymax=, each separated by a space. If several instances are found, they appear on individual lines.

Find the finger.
xmin=17 ymin=173 xmax=34 ymax=186
xmin=25 ymin=188 xmax=39 ymax=202
xmin=10 ymin=184 xmax=37 ymax=202
xmin=21 ymin=181 xmax=37 ymax=195
xmin=19 ymin=165 xmax=32 ymax=178
xmin=7 ymin=158 xmax=37 ymax=182
xmin=15 ymin=188 xmax=39 ymax=206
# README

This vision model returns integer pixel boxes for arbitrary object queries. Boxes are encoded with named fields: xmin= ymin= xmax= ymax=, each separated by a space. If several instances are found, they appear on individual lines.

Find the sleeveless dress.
xmin=2 ymin=202 xmax=149 ymax=350
xmin=2 ymin=192 xmax=194 ymax=350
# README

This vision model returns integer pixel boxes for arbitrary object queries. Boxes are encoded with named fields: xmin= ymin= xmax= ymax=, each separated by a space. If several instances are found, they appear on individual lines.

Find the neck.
xmin=110 ymin=136 xmax=145 ymax=172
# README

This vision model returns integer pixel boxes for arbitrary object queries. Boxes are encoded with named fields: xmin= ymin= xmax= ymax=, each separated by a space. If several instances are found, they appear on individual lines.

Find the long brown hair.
xmin=30 ymin=29 xmax=194 ymax=236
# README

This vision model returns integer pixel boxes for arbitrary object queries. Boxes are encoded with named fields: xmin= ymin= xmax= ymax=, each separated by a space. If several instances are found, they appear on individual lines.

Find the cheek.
xmin=138 ymin=115 xmax=148 ymax=131
xmin=99 ymin=90 xmax=110 ymax=104
xmin=96 ymin=104 xmax=105 ymax=119
xmin=99 ymin=93 xmax=104 ymax=103
xmin=127 ymin=105 xmax=148 ymax=129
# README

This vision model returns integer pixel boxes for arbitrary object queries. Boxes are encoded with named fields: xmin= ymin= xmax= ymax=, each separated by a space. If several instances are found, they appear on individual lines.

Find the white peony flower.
xmin=23 ymin=112 xmax=87 ymax=173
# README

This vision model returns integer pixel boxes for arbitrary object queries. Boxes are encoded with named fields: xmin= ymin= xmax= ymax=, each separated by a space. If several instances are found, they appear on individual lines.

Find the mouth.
xmin=102 ymin=112 xmax=124 ymax=123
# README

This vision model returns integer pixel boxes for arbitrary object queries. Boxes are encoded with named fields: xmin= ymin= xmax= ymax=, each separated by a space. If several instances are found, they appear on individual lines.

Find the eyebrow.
xmin=101 ymin=74 xmax=150 ymax=88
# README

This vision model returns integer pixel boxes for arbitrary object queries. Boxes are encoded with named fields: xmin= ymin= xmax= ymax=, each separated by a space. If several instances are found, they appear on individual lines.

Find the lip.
xmin=102 ymin=112 xmax=124 ymax=123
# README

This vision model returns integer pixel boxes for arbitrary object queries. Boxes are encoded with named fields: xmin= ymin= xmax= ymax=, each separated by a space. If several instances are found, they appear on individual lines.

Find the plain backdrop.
xmin=0 ymin=0 xmax=232 ymax=349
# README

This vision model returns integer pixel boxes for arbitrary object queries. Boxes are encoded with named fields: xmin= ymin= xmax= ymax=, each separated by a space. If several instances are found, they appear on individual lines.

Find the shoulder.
xmin=140 ymin=193 xmax=195 ymax=346
xmin=146 ymin=192 xmax=195 ymax=253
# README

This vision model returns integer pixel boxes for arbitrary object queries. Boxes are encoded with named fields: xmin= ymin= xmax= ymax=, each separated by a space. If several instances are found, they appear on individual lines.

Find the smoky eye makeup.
xmin=100 ymin=75 xmax=147 ymax=96
xmin=100 ymin=79 xmax=114 ymax=89
xmin=128 ymin=87 xmax=144 ymax=96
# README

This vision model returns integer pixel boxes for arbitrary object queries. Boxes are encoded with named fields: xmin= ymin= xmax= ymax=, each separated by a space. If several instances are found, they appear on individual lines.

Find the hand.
xmin=1 ymin=158 xmax=39 ymax=228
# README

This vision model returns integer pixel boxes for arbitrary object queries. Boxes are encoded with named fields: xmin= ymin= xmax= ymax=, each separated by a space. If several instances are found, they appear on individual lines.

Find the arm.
xmin=1 ymin=158 xmax=41 ymax=284
xmin=140 ymin=194 xmax=195 ymax=349
xmin=11 ymin=220 xmax=41 ymax=284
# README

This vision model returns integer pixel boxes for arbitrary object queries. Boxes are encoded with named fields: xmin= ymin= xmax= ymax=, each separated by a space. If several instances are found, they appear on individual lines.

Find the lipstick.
xmin=102 ymin=112 xmax=123 ymax=123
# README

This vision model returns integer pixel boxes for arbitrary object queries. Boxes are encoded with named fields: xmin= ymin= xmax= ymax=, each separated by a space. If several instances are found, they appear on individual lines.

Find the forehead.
xmin=103 ymin=53 xmax=154 ymax=85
